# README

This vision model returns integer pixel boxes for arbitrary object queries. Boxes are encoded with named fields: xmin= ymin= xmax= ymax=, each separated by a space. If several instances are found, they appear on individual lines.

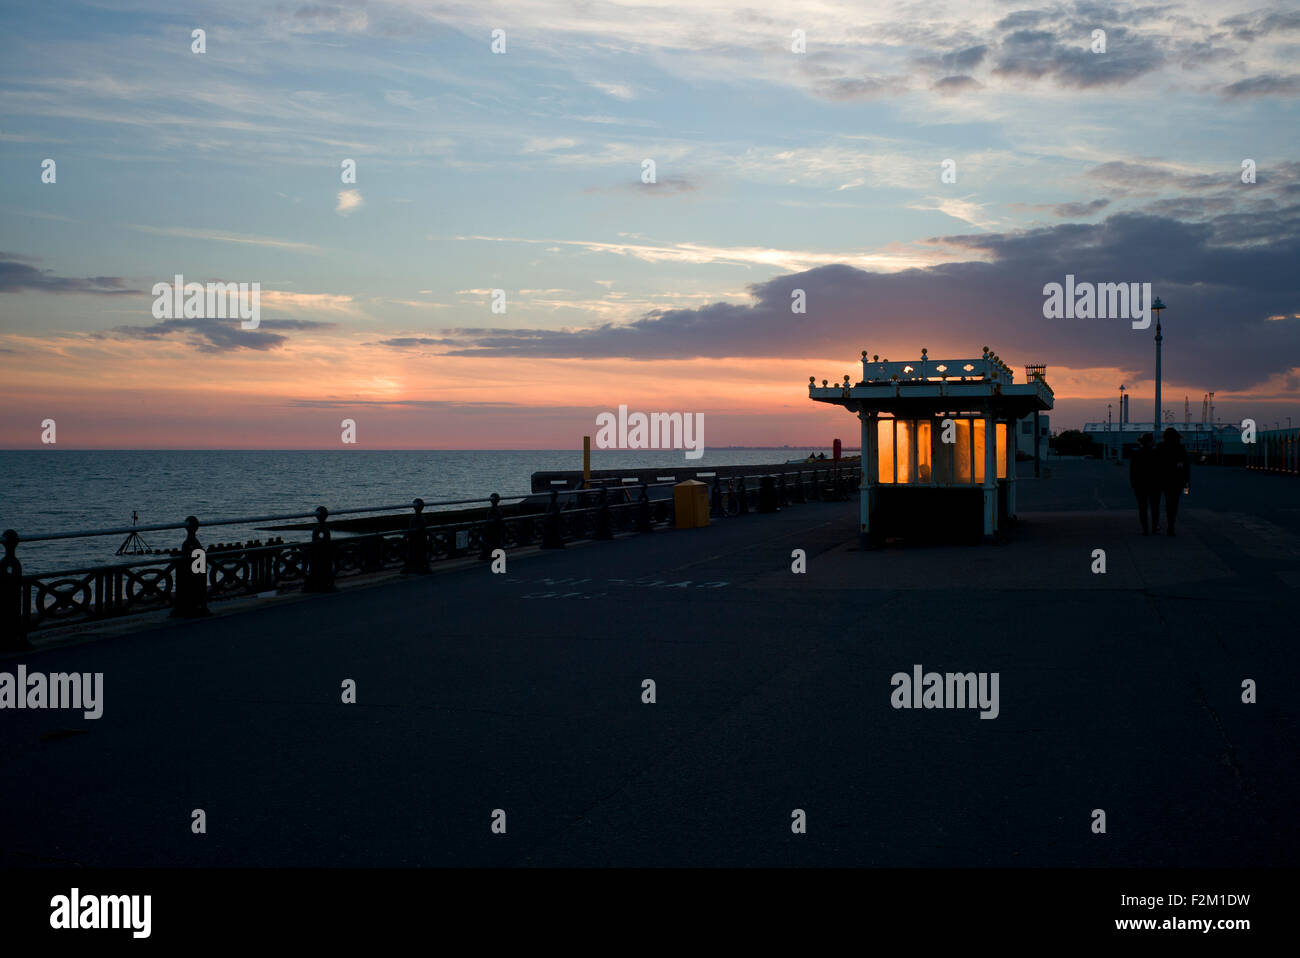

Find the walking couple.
xmin=1129 ymin=427 xmax=1191 ymax=536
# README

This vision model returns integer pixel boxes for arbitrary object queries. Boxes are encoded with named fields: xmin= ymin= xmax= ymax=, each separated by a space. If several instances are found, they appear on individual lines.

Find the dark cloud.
xmin=948 ymin=44 xmax=989 ymax=71
xmin=996 ymin=10 xmax=1051 ymax=30
xmin=1220 ymin=9 xmax=1300 ymax=41
xmin=1221 ymin=73 xmax=1300 ymax=98
xmin=436 ymin=206 xmax=1300 ymax=391
xmin=374 ymin=337 xmax=464 ymax=348
xmin=1011 ymin=198 xmax=1111 ymax=217
xmin=993 ymin=27 xmax=1165 ymax=87
xmin=916 ymin=43 xmax=990 ymax=75
xmin=932 ymin=75 xmax=982 ymax=94
xmin=0 ymin=259 xmax=140 ymax=295
xmin=107 ymin=317 xmax=332 ymax=353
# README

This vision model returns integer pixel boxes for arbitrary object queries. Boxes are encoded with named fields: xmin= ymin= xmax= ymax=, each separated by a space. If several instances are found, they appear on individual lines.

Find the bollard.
xmin=636 ymin=482 xmax=654 ymax=533
xmin=541 ymin=489 xmax=566 ymax=549
xmin=736 ymin=475 xmax=749 ymax=514
xmin=758 ymin=474 xmax=779 ymax=513
xmin=172 ymin=516 xmax=211 ymax=618
xmin=0 ymin=529 xmax=30 ymax=650
xmin=479 ymin=493 xmax=505 ymax=559
xmin=403 ymin=498 xmax=431 ymax=574
xmin=594 ymin=486 xmax=613 ymax=540
xmin=303 ymin=506 xmax=336 ymax=593
xmin=710 ymin=475 xmax=724 ymax=517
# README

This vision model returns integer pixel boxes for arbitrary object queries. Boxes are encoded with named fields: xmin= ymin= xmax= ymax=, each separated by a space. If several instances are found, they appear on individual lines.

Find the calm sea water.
xmin=0 ymin=448 xmax=835 ymax=572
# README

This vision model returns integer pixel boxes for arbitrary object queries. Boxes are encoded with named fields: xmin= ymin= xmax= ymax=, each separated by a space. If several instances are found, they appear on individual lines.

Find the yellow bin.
xmin=673 ymin=480 xmax=711 ymax=529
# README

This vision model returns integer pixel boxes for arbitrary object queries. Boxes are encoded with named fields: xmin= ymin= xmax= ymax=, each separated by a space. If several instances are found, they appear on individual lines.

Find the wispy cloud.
xmin=127 ymin=225 xmax=323 ymax=253
xmin=446 ymin=233 xmax=952 ymax=273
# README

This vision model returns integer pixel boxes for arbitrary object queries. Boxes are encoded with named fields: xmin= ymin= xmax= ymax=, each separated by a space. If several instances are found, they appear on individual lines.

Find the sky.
xmin=1 ymin=0 xmax=1298 ymax=449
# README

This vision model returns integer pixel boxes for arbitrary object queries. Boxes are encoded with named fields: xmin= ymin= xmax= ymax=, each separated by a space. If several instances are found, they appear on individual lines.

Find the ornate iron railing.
xmin=0 ymin=465 xmax=860 ymax=647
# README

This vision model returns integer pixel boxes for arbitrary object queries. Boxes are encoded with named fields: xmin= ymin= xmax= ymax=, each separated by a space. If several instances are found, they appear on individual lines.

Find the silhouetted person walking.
xmin=1156 ymin=427 xmax=1190 ymax=536
xmin=1129 ymin=433 xmax=1159 ymax=534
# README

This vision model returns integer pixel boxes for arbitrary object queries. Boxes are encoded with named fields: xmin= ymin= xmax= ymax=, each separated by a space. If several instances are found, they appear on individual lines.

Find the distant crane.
xmin=1201 ymin=393 xmax=1209 ymax=425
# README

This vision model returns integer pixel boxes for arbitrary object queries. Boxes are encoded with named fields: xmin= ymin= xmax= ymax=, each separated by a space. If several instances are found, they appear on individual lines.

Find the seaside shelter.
xmin=808 ymin=348 xmax=1054 ymax=544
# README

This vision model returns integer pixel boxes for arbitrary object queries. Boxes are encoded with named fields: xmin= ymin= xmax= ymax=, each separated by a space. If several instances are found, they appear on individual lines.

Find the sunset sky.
xmin=2 ymin=0 xmax=1298 ymax=449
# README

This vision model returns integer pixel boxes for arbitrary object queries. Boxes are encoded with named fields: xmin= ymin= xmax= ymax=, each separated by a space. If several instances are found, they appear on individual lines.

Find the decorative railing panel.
xmin=0 ymin=469 xmax=860 ymax=646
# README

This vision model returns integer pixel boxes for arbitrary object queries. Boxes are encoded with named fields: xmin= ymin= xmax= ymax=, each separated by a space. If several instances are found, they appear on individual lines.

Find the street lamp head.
xmin=1152 ymin=296 xmax=1166 ymax=313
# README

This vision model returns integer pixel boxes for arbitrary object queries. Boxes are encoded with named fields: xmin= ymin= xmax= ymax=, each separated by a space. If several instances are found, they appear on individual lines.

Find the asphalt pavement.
xmin=1 ymin=460 xmax=1296 ymax=866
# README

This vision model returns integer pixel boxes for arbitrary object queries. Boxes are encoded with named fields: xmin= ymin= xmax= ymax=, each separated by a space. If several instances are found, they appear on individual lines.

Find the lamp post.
xmin=1152 ymin=297 xmax=1166 ymax=439
xmin=1118 ymin=384 xmax=1126 ymax=456
xmin=1108 ymin=403 xmax=1113 ymax=460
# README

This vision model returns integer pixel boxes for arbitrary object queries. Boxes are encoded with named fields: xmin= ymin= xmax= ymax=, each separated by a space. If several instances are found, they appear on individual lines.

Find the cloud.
xmin=1220 ymin=9 xmax=1300 ymax=42
xmin=286 ymin=3 xmax=369 ymax=34
xmin=260 ymin=291 xmax=358 ymax=314
xmin=1011 ymin=199 xmax=1111 ymax=218
xmin=373 ymin=337 xmax=464 ymax=348
xmin=127 ymin=225 xmax=322 ymax=253
xmin=586 ymin=175 xmax=699 ymax=196
xmin=812 ymin=75 xmax=909 ymax=100
xmin=992 ymin=28 xmax=1165 ymax=88
xmin=0 ymin=258 xmax=140 ymax=294
xmin=588 ymin=81 xmax=635 ymax=100
xmin=1221 ymin=74 xmax=1300 ymax=98
xmin=336 ymin=189 xmax=364 ymax=215
xmin=1085 ymin=161 xmax=1227 ymax=193
xmin=106 ymin=317 xmax=333 ymax=353
xmin=432 ymin=206 xmax=1300 ymax=392
xmin=932 ymin=75 xmax=982 ymax=94
xmin=1053 ymin=199 xmax=1111 ymax=218
xmin=450 ymin=233 xmax=950 ymax=273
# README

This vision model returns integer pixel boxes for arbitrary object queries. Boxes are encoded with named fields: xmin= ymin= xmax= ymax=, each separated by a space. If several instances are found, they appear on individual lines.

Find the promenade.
xmin=1 ymin=460 xmax=1297 ymax=867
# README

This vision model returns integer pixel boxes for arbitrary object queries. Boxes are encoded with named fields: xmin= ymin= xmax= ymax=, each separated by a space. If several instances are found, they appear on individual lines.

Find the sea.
xmin=0 ymin=448 xmax=837 ymax=572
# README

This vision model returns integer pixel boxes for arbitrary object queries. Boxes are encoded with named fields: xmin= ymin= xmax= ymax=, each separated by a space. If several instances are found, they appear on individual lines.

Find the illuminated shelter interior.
xmin=809 ymin=348 xmax=1054 ymax=544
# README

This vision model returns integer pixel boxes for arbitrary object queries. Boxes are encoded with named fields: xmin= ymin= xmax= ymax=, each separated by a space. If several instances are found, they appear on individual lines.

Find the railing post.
xmin=777 ymin=471 xmax=788 ymax=507
xmin=636 ymin=482 xmax=653 ymax=533
xmin=172 ymin=516 xmax=211 ymax=618
xmin=811 ymin=468 xmax=822 ymax=500
xmin=1 ymin=530 xmax=30 ymax=651
xmin=541 ymin=489 xmax=566 ymax=549
xmin=480 ymin=493 xmax=505 ymax=559
xmin=736 ymin=474 xmax=749 ymax=514
xmin=793 ymin=470 xmax=806 ymax=503
xmin=594 ymin=487 xmax=614 ymax=540
xmin=710 ymin=475 xmax=723 ymax=517
xmin=403 ymin=498 xmax=431 ymax=574
xmin=303 ymin=506 xmax=336 ymax=593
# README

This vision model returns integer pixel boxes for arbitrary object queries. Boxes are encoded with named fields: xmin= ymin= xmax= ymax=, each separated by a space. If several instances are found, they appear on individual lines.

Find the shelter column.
xmin=982 ymin=405 xmax=997 ymax=538
xmin=860 ymin=410 xmax=877 ymax=546
xmin=1005 ymin=416 xmax=1017 ymax=518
